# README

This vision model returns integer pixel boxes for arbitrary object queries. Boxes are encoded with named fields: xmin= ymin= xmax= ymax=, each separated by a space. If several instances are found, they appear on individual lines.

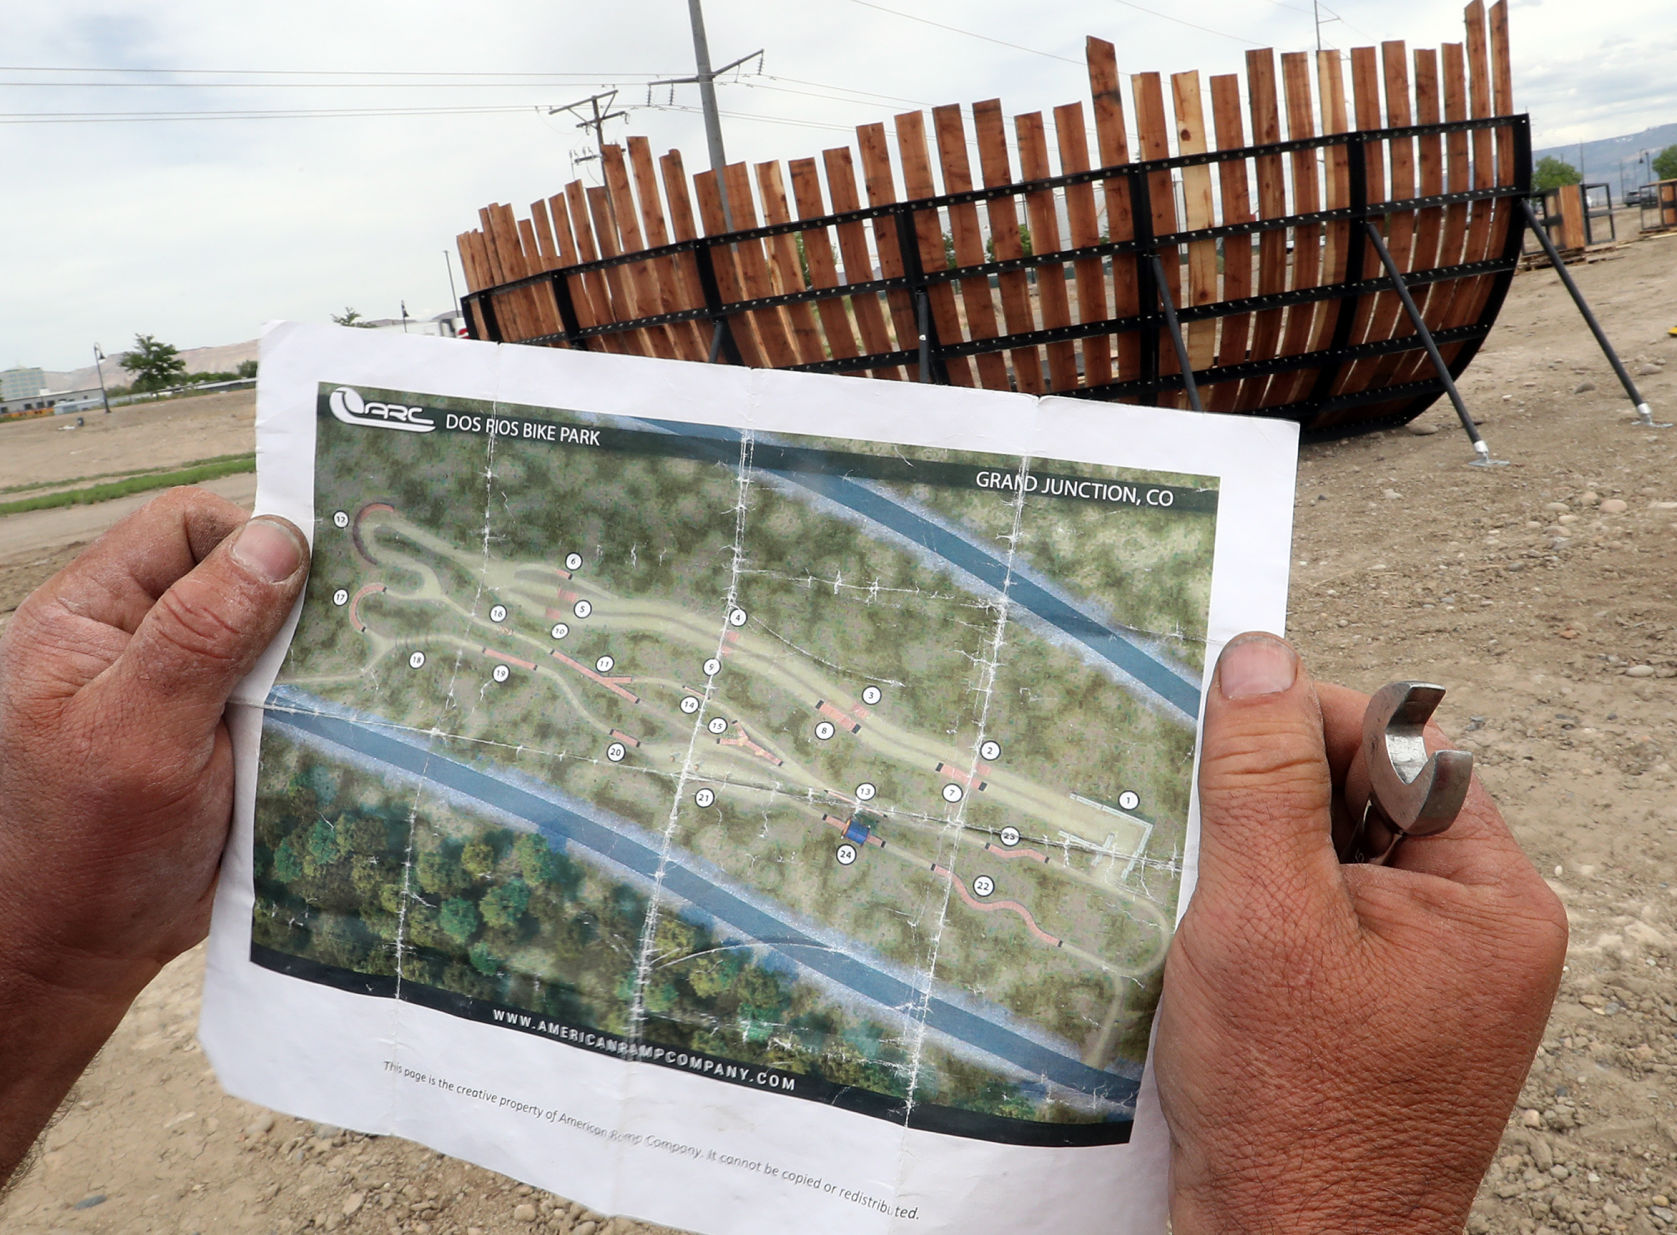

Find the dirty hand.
xmin=0 ymin=488 xmax=308 ymax=1184
xmin=1156 ymin=632 xmax=1567 ymax=1233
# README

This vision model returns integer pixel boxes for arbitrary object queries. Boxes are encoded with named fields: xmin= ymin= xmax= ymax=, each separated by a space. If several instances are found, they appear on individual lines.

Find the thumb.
xmin=1194 ymin=632 xmax=1345 ymax=915
xmin=103 ymin=514 xmax=309 ymax=735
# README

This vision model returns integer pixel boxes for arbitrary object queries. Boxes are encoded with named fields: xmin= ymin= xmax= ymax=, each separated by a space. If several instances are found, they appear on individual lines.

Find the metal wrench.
xmin=1339 ymin=681 xmax=1474 ymax=866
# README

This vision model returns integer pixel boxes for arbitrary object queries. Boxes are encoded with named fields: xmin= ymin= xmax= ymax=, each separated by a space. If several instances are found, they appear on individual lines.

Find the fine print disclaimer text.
xmin=383 ymin=1061 xmax=920 ymax=1220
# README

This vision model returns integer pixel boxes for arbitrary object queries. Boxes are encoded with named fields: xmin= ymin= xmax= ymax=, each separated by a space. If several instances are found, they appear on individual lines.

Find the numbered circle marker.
xmin=489 ymin=603 xmax=508 ymax=623
xmin=550 ymin=622 xmax=569 ymax=640
xmin=573 ymin=599 xmax=593 ymax=619
xmin=332 ymin=588 xmax=350 ymax=607
xmin=492 ymin=664 xmax=511 ymax=684
xmin=728 ymin=607 xmax=748 ymax=628
xmin=1118 ymin=790 xmax=1140 ymax=811
xmin=707 ymin=717 xmax=729 ymax=735
xmin=941 ymin=783 xmax=964 ymax=804
xmin=408 ymin=651 xmax=426 ymax=670
xmin=814 ymin=721 xmax=836 ymax=742
xmin=606 ymin=742 xmax=626 ymax=763
xmin=680 ymin=695 xmax=701 ymax=715
xmin=694 ymin=787 xmax=716 ymax=809
xmin=855 ymin=782 xmax=877 ymax=802
xmin=565 ymin=552 xmax=583 ymax=571
xmin=979 ymin=739 xmax=1002 ymax=762
xmin=702 ymin=657 xmax=722 ymax=677
xmin=596 ymin=655 xmax=615 ymax=674
xmin=972 ymin=875 xmax=996 ymax=898
xmin=332 ymin=510 xmax=349 ymax=529
xmin=836 ymin=844 xmax=858 ymax=867
xmin=861 ymin=685 xmax=882 ymax=706
xmin=999 ymin=826 xmax=1021 ymax=848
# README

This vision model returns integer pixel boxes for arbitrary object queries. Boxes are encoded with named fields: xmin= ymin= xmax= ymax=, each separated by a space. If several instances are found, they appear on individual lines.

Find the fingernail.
xmin=231 ymin=517 xmax=305 ymax=582
xmin=1218 ymin=632 xmax=1299 ymax=699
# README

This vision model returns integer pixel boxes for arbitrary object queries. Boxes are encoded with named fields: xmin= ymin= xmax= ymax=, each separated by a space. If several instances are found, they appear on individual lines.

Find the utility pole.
xmin=652 ymin=0 xmax=761 ymax=229
xmin=1313 ymin=0 xmax=1323 ymax=53
xmin=92 ymin=343 xmax=111 ymax=415
xmin=548 ymin=89 xmax=628 ymax=170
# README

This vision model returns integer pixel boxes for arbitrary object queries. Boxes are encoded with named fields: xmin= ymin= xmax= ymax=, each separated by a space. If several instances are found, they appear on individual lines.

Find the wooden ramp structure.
xmin=456 ymin=1 xmax=1530 ymax=440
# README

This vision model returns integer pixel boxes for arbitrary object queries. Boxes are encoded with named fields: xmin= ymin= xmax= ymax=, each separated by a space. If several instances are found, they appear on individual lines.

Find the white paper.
xmin=203 ymin=322 xmax=1297 ymax=1234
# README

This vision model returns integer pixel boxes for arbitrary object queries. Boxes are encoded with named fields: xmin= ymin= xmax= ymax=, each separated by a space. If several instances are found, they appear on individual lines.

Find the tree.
xmin=125 ymin=333 xmax=187 ymax=392
xmin=461 ymin=839 xmax=495 ymax=879
xmin=235 ymin=358 xmax=259 ymax=379
xmin=1654 ymin=145 xmax=1677 ymax=183
xmin=439 ymin=897 xmax=480 ymax=944
xmin=480 ymin=878 xmax=530 ymax=931
xmin=331 ymin=307 xmax=376 ymax=328
xmin=1532 ymin=156 xmax=1581 ymax=192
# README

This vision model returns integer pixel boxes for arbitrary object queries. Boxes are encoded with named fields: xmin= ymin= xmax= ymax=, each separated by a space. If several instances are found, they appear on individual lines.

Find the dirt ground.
xmin=2 ymin=230 xmax=1675 ymax=1234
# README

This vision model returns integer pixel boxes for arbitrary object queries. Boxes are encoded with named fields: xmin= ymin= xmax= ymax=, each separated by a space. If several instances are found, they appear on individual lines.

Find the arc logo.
xmin=327 ymin=386 xmax=435 ymax=433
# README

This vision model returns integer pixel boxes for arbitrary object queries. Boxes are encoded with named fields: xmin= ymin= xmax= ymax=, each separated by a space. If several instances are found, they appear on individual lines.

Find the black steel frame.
xmin=463 ymin=113 xmax=1533 ymax=439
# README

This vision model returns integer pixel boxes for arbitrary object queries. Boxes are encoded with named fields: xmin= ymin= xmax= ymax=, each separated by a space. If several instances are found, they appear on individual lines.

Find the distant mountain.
xmin=1533 ymin=123 xmax=1677 ymax=197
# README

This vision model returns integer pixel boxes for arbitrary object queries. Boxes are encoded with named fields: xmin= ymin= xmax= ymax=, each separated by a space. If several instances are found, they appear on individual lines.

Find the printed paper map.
xmin=205 ymin=323 xmax=1296 ymax=1234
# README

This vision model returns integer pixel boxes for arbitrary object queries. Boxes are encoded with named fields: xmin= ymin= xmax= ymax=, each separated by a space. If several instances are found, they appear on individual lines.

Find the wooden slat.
xmin=1208 ymin=74 xmax=1253 ymax=412
xmin=570 ymin=182 xmax=645 ymax=357
xmin=1243 ymin=50 xmax=1289 ymax=408
xmin=627 ymin=137 xmax=707 ymax=360
xmin=820 ymin=146 xmax=903 ymax=379
xmin=588 ymin=182 xmax=672 ymax=359
xmin=1131 ymin=73 xmax=1183 ymax=405
xmin=1309 ymin=50 xmax=1350 ymax=365
xmin=856 ymin=123 xmax=925 ymax=375
xmin=481 ymin=204 xmax=533 ymax=345
xmin=1332 ymin=46 xmax=1390 ymax=395
xmin=718 ymin=163 xmax=801 ymax=368
xmin=1400 ymin=42 xmax=1471 ymax=386
xmin=517 ymin=216 xmax=561 ymax=339
xmin=1365 ymin=42 xmax=1423 ymax=388
xmin=1404 ymin=47 xmax=1448 ymax=367
xmin=1170 ymin=72 xmax=1219 ymax=375
xmin=1483 ymin=0 xmax=1518 ymax=297
xmin=657 ymin=150 xmax=734 ymax=363
xmin=456 ymin=231 xmax=493 ymax=338
xmin=691 ymin=167 xmax=770 ymax=368
xmin=1275 ymin=54 xmax=1322 ymax=406
xmin=931 ymin=105 xmax=1010 ymax=391
xmin=894 ymin=110 xmax=976 ymax=387
xmin=787 ymin=157 xmax=864 ymax=366
xmin=1086 ymin=38 xmax=1141 ymax=387
xmin=973 ymin=98 xmax=1045 ymax=394
xmin=547 ymin=189 xmax=621 ymax=355
xmin=1053 ymin=102 xmax=1112 ymax=390
xmin=1451 ymin=1 xmax=1497 ymax=343
xmin=754 ymin=160 xmax=829 ymax=366
xmin=1015 ymin=111 xmax=1079 ymax=393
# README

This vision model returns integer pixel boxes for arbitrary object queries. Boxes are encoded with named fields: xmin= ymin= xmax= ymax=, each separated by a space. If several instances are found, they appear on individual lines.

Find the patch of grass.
xmin=0 ymin=454 xmax=256 ymax=517
xmin=0 ymin=453 xmax=256 ymax=497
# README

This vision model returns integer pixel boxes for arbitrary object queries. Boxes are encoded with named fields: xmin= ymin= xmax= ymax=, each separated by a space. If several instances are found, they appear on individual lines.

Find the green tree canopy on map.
xmin=480 ymin=878 xmax=531 ymax=931
xmin=461 ymin=839 xmax=495 ymax=879
xmin=306 ymin=818 xmax=341 ymax=868
xmin=273 ymin=836 xmax=305 ymax=884
xmin=513 ymin=832 xmax=561 ymax=886
xmin=468 ymin=941 xmax=503 ymax=977
xmin=440 ymin=897 xmax=480 ymax=944
xmin=417 ymin=849 xmax=465 ymax=897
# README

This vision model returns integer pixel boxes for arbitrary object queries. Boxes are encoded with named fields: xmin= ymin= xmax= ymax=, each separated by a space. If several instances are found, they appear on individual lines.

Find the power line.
xmin=0 ymin=64 xmax=681 ymax=79
xmin=842 ymin=0 xmax=1084 ymax=66
xmin=1106 ymin=0 xmax=1265 ymax=48
xmin=0 ymin=103 xmax=547 ymax=124
xmin=0 ymin=79 xmax=635 ymax=89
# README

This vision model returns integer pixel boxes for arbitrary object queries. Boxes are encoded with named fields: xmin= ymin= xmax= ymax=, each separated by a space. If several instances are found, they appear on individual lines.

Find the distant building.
xmin=0 ymin=367 xmax=46 ymax=402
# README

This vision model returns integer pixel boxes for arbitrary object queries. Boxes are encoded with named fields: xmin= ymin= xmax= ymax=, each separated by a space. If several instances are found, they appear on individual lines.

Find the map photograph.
xmin=248 ymin=381 xmax=1219 ymax=1146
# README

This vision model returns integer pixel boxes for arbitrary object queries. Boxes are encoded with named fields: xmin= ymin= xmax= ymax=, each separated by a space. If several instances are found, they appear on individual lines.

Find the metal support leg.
xmin=915 ymin=290 xmax=932 ymax=383
xmin=1519 ymin=199 xmax=1668 ymax=428
xmin=1364 ymin=221 xmax=1505 ymax=466
xmin=1148 ymin=253 xmax=1204 ymax=413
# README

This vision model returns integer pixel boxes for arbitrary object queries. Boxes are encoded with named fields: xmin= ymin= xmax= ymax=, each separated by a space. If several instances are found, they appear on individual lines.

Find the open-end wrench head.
xmin=1362 ymin=681 xmax=1473 ymax=838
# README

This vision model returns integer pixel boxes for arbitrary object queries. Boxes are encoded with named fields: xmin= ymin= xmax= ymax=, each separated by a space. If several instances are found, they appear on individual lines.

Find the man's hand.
xmin=1156 ymin=632 xmax=1567 ymax=1233
xmin=0 ymin=487 xmax=308 ymax=1184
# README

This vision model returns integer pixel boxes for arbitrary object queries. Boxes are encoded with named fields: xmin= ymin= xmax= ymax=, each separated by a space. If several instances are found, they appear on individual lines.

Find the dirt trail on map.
xmin=3 ymin=229 xmax=1676 ymax=1233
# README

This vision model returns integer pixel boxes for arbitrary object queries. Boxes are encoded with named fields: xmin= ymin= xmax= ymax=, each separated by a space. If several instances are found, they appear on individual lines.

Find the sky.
xmin=5 ymin=0 xmax=1676 ymax=374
